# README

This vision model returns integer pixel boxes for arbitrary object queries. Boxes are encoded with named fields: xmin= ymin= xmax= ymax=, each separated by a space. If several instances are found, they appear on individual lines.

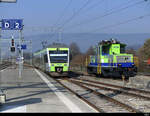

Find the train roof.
xmin=34 ymin=43 xmax=69 ymax=55
xmin=46 ymin=42 xmax=69 ymax=48
xmin=98 ymin=39 xmax=126 ymax=46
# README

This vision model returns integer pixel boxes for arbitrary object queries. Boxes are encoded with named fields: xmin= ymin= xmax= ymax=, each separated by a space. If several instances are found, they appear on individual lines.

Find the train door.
xmin=67 ymin=48 xmax=70 ymax=68
xmin=46 ymin=48 xmax=51 ymax=72
xmin=44 ymin=53 xmax=48 ymax=71
xmin=97 ymin=46 xmax=101 ymax=74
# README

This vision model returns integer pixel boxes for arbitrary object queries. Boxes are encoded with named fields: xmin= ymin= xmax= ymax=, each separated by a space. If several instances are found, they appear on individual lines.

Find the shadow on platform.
xmin=0 ymin=98 xmax=42 ymax=112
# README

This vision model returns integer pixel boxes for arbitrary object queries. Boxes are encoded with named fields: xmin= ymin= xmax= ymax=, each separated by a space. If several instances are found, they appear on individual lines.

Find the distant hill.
xmin=24 ymin=33 xmax=150 ymax=53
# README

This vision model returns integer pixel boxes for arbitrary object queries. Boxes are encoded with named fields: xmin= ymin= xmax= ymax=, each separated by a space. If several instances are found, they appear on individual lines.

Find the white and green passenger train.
xmin=33 ymin=43 xmax=70 ymax=76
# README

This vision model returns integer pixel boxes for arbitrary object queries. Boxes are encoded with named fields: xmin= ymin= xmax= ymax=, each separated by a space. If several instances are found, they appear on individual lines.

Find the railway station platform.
xmin=0 ymin=65 xmax=96 ymax=113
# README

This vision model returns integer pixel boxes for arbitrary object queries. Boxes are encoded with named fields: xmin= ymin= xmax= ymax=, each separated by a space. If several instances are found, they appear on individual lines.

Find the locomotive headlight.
xmin=118 ymin=64 xmax=122 ymax=66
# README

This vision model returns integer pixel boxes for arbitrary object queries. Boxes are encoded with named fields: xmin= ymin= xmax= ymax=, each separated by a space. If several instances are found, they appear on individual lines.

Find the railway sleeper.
xmin=67 ymin=79 xmax=141 ymax=113
xmin=70 ymin=79 xmax=150 ymax=101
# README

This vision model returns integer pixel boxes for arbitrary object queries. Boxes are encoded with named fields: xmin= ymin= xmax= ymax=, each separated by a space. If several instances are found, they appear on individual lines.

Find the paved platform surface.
xmin=0 ymin=65 xmax=97 ymax=113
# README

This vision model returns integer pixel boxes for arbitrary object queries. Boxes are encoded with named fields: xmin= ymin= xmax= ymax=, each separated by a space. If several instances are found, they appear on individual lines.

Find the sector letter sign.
xmin=1 ymin=19 xmax=23 ymax=30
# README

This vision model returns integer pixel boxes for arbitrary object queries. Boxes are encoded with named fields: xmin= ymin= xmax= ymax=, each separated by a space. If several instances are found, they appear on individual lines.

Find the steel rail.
xmin=75 ymin=78 xmax=150 ymax=94
xmin=0 ymin=62 xmax=12 ymax=70
xmin=33 ymin=67 xmax=143 ymax=113
xmin=31 ymin=67 xmax=103 ymax=112
xmin=67 ymin=79 xmax=142 ymax=113
xmin=69 ymin=78 xmax=150 ymax=101
xmin=54 ymin=77 xmax=104 ymax=113
xmin=23 ymin=63 xmax=34 ymax=68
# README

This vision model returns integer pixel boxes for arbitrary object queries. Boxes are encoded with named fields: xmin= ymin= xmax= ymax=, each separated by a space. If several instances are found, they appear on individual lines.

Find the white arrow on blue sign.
xmin=1 ymin=19 xmax=23 ymax=30
xmin=17 ymin=44 xmax=27 ymax=49
xmin=21 ymin=45 xmax=27 ymax=49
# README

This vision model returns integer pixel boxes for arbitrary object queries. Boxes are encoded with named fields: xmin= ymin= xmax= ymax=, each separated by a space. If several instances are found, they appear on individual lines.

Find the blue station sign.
xmin=17 ymin=44 xmax=27 ymax=50
xmin=21 ymin=44 xmax=27 ymax=50
xmin=1 ymin=19 xmax=23 ymax=30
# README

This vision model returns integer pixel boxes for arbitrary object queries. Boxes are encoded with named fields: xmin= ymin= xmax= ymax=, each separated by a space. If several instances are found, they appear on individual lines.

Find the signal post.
xmin=0 ymin=18 xmax=23 ymax=104
xmin=0 ymin=0 xmax=17 ymax=104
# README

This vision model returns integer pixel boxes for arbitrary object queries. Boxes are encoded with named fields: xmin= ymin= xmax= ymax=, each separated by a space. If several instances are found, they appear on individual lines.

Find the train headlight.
xmin=132 ymin=63 xmax=135 ymax=67
xmin=118 ymin=64 xmax=122 ymax=66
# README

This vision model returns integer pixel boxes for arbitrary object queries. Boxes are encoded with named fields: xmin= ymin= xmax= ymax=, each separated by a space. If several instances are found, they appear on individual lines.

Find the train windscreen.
xmin=49 ymin=50 xmax=68 ymax=63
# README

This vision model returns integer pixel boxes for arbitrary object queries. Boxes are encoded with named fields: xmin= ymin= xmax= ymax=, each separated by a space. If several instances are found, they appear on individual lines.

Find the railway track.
xmin=137 ymin=72 xmax=150 ymax=77
xmin=54 ymin=77 xmax=142 ymax=113
xmin=55 ymin=78 xmax=103 ymax=112
xmin=68 ymin=78 xmax=150 ymax=101
xmin=0 ymin=62 xmax=12 ymax=70
xmin=33 ymin=67 xmax=149 ymax=112
xmin=73 ymin=77 xmax=150 ymax=96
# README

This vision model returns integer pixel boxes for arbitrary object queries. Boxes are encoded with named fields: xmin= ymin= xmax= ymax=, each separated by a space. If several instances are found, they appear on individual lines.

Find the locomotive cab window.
xmin=102 ymin=46 xmax=110 ymax=55
xmin=49 ymin=50 xmax=68 ymax=63
xmin=120 ymin=45 xmax=126 ymax=53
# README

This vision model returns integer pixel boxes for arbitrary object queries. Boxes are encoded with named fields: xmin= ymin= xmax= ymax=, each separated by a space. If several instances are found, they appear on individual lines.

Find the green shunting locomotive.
xmin=86 ymin=39 xmax=137 ymax=79
xmin=33 ymin=43 xmax=70 ymax=76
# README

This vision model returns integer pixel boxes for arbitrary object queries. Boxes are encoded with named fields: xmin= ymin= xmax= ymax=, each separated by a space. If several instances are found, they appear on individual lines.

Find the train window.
xmin=50 ymin=56 xmax=68 ymax=63
xmin=49 ymin=51 xmax=68 ymax=54
xmin=44 ymin=54 xmax=48 ymax=63
xmin=102 ymin=46 xmax=109 ymax=55
xmin=120 ymin=46 xmax=125 ymax=53
xmin=49 ymin=50 xmax=68 ymax=63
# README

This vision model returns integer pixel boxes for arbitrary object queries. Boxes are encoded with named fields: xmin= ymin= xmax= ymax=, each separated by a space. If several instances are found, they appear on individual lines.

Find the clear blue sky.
xmin=0 ymin=0 xmax=150 ymax=36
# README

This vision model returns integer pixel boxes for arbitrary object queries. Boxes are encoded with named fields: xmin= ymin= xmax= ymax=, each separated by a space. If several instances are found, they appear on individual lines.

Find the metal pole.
xmin=0 ymin=24 xmax=2 ymax=94
xmin=59 ymin=30 xmax=61 ymax=43
xmin=59 ymin=28 xmax=62 ymax=43
xmin=0 ymin=26 xmax=2 ymax=64
xmin=18 ymin=30 xmax=22 ymax=79
xmin=122 ymin=75 xmax=125 ymax=86
xmin=0 ymin=22 xmax=5 ymax=102
xmin=30 ymin=40 xmax=32 ymax=66
xmin=21 ymin=31 xmax=23 ymax=66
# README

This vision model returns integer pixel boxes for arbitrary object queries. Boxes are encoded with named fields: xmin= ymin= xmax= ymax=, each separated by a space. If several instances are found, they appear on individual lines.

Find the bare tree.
xmin=69 ymin=42 xmax=81 ymax=60
xmin=85 ymin=46 xmax=95 ymax=56
xmin=138 ymin=38 xmax=150 ymax=72
xmin=126 ymin=48 xmax=137 ymax=56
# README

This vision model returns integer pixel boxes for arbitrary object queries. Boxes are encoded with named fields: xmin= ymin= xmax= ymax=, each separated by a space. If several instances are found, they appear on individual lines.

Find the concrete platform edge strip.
xmin=34 ymin=68 xmax=82 ymax=113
